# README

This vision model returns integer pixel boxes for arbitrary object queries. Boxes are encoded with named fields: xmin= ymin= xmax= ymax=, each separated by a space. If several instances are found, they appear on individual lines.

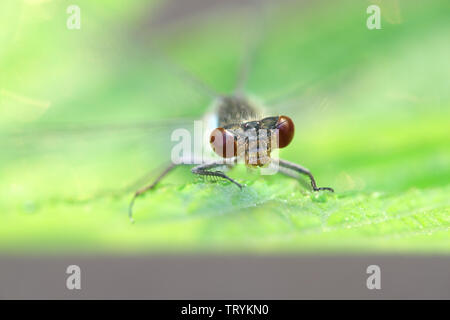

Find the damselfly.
xmin=128 ymin=91 xmax=334 ymax=221
xmin=2 ymin=1 xmax=334 ymax=222
xmin=127 ymin=3 xmax=335 ymax=222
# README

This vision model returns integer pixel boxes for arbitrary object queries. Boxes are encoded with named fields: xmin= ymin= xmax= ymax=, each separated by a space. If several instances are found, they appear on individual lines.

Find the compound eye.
xmin=276 ymin=115 xmax=295 ymax=148
xmin=210 ymin=128 xmax=237 ymax=158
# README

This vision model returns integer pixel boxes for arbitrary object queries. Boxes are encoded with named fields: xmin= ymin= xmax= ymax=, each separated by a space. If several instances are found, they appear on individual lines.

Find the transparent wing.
xmin=1 ymin=117 xmax=197 ymax=155
xmin=0 ymin=117 xmax=199 ymax=203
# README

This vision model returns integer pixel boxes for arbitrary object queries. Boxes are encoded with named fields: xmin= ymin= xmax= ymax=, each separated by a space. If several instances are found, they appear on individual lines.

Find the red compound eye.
xmin=276 ymin=115 xmax=295 ymax=148
xmin=210 ymin=128 xmax=237 ymax=158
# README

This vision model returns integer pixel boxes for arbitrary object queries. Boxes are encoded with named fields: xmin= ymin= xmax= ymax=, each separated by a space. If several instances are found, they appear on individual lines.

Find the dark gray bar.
xmin=0 ymin=255 xmax=449 ymax=299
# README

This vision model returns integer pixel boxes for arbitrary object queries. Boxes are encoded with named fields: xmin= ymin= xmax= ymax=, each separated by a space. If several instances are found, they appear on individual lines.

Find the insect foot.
xmin=313 ymin=187 xmax=334 ymax=192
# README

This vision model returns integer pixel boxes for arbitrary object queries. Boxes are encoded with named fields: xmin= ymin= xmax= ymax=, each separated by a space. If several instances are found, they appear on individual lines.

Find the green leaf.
xmin=0 ymin=0 xmax=448 ymax=254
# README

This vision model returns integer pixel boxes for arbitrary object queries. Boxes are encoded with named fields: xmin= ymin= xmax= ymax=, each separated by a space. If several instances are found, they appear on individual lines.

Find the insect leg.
xmin=128 ymin=163 xmax=177 ymax=223
xmin=128 ymin=157 xmax=238 ymax=222
xmin=128 ymin=163 xmax=188 ymax=222
xmin=278 ymin=159 xmax=334 ymax=192
xmin=191 ymin=162 xmax=243 ymax=190
xmin=129 ymin=156 xmax=204 ymax=221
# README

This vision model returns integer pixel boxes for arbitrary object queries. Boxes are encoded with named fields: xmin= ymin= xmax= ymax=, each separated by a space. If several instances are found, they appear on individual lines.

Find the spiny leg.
xmin=129 ymin=158 xmax=240 ymax=222
xmin=128 ymin=163 xmax=177 ymax=223
xmin=192 ymin=162 xmax=242 ymax=189
xmin=278 ymin=159 xmax=334 ymax=192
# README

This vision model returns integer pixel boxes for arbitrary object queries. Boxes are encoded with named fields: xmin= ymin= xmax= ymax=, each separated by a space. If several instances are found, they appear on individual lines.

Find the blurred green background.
xmin=0 ymin=0 xmax=448 ymax=254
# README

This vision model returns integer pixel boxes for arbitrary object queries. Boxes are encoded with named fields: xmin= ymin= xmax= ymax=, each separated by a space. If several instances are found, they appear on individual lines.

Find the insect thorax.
xmin=216 ymin=95 xmax=261 ymax=127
